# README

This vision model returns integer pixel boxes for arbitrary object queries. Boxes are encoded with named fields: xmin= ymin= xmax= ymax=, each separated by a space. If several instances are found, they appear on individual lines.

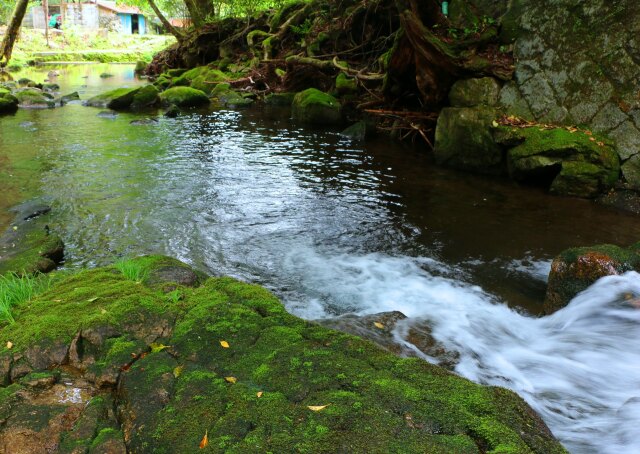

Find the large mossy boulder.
xmin=0 ymin=91 xmax=19 ymax=114
xmin=13 ymin=88 xmax=55 ymax=108
xmin=292 ymin=88 xmax=342 ymax=125
xmin=544 ymin=243 xmax=640 ymax=314
xmin=85 ymin=87 xmax=141 ymax=110
xmin=0 ymin=256 xmax=566 ymax=453
xmin=159 ymin=86 xmax=210 ymax=108
xmin=434 ymin=107 xmax=504 ymax=175
xmin=496 ymin=127 xmax=620 ymax=198
xmin=449 ymin=77 xmax=501 ymax=108
xmin=130 ymin=84 xmax=160 ymax=109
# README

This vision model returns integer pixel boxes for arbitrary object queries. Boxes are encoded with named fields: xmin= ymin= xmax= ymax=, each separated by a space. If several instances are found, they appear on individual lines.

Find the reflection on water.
xmin=2 ymin=64 xmax=640 ymax=453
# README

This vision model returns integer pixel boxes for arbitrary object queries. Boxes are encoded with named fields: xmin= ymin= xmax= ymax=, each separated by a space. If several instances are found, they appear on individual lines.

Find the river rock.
xmin=0 ymin=256 xmax=565 ymax=453
xmin=130 ymin=84 xmax=160 ymax=109
xmin=335 ymin=72 xmax=357 ymax=94
xmin=544 ymin=243 xmax=640 ymax=314
xmin=449 ymin=77 xmax=502 ymax=107
xmin=85 ymin=87 xmax=141 ymax=110
xmin=59 ymin=91 xmax=80 ymax=104
xmin=130 ymin=118 xmax=158 ymax=125
xmin=264 ymin=92 xmax=295 ymax=106
xmin=14 ymin=88 xmax=56 ymax=108
xmin=163 ymin=104 xmax=180 ymax=118
xmin=135 ymin=60 xmax=147 ymax=74
xmin=159 ymin=86 xmax=210 ymax=108
xmin=340 ymin=120 xmax=374 ymax=141
xmin=292 ymin=88 xmax=342 ymax=125
xmin=0 ymin=91 xmax=19 ymax=114
xmin=434 ymin=107 xmax=504 ymax=174
xmin=496 ymin=126 xmax=620 ymax=197
xmin=213 ymin=87 xmax=254 ymax=107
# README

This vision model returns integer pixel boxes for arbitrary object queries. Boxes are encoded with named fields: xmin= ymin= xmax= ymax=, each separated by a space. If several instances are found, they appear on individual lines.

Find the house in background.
xmin=24 ymin=1 xmax=147 ymax=34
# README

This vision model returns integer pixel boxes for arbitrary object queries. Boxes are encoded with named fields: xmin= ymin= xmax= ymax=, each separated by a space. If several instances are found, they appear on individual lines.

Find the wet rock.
xmin=14 ymin=88 xmax=55 ymax=108
xmin=214 ymin=88 xmax=254 ymax=107
xmin=42 ymin=83 xmax=60 ymax=92
xmin=597 ymin=188 xmax=640 ymax=214
xmin=59 ymin=91 xmax=80 ymax=105
xmin=0 ymin=91 xmax=19 ymax=114
xmin=85 ymin=87 xmax=141 ymax=110
xmin=434 ymin=107 xmax=504 ymax=175
xmin=264 ymin=92 xmax=295 ymax=106
xmin=159 ymin=86 xmax=210 ymax=108
xmin=340 ymin=120 xmax=374 ymax=141
xmin=544 ymin=243 xmax=640 ymax=313
xmin=163 ymin=104 xmax=180 ymax=118
xmin=496 ymin=126 xmax=620 ymax=197
xmin=129 ymin=118 xmax=158 ymax=126
xmin=292 ymin=88 xmax=342 ymax=125
xmin=130 ymin=84 xmax=160 ymax=109
xmin=20 ymin=371 xmax=60 ymax=389
xmin=99 ymin=73 xmax=114 ymax=79
xmin=449 ymin=77 xmax=502 ymax=107
xmin=97 ymin=110 xmax=118 ymax=118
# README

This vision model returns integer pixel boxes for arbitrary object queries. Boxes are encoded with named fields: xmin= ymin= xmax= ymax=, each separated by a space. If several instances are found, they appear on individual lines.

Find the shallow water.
xmin=1 ymin=64 xmax=640 ymax=453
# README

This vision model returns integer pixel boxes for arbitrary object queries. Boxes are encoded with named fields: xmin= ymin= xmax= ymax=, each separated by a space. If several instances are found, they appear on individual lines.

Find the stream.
xmin=1 ymin=64 xmax=640 ymax=453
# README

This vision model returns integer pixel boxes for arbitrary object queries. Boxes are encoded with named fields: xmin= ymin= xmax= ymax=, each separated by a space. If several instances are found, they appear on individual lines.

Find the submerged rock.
xmin=129 ymin=118 xmax=158 ymax=126
xmin=85 ymin=87 xmax=141 ymax=110
xmin=159 ymin=86 xmax=210 ymax=108
xmin=163 ymin=104 xmax=180 ymax=118
xmin=59 ymin=91 xmax=80 ymax=105
xmin=97 ymin=110 xmax=118 ymax=118
xmin=292 ymin=88 xmax=342 ymax=125
xmin=264 ymin=92 xmax=295 ymax=106
xmin=0 ymin=204 xmax=64 ymax=275
xmin=0 ymin=256 xmax=565 ymax=453
xmin=545 ymin=243 xmax=640 ymax=313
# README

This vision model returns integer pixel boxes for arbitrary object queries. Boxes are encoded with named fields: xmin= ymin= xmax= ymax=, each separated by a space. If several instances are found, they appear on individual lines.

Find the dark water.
xmin=2 ymin=64 xmax=640 ymax=453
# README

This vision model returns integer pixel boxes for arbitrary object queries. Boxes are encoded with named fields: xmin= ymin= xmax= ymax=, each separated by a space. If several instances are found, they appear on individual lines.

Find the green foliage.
xmin=0 ymin=273 xmax=52 ymax=324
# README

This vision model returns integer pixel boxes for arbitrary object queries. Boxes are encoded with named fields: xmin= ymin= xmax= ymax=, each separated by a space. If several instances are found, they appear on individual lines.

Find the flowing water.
xmin=2 ymin=64 xmax=640 ymax=453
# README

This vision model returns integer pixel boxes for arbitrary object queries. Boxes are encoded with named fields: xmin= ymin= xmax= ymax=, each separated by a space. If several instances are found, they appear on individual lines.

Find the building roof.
xmin=95 ymin=1 xmax=143 ymax=15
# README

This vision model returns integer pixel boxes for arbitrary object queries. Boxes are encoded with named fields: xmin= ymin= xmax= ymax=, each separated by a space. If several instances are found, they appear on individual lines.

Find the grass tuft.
xmin=0 ymin=273 xmax=52 ymax=324
xmin=114 ymin=259 xmax=149 ymax=283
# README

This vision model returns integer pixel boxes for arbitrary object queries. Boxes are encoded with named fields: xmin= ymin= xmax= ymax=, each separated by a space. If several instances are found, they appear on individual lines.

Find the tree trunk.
xmin=0 ymin=0 xmax=30 ymax=67
xmin=43 ymin=0 xmax=50 ymax=47
xmin=147 ymin=0 xmax=184 ymax=41
xmin=184 ymin=0 xmax=214 ymax=27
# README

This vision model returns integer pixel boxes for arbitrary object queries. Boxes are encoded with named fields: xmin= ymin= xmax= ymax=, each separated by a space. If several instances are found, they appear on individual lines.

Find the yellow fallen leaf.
xmin=225 ymin=376 xmax=237 ymax=384
xmin=589 ymin=137 xmax=596 ymax=141
xmin=199 ymin=430 xmax=208 ymax=449
xmin=491 ymin=120 xmax=499 ymax=127
xmin=100 ymin=308 xmax=107 ymax=314
xmin=87 ymin=297 xmax=99 ymax=302
xmin=307 ymin=404 xmax=330 ymax=411
xmin=256 ymin=391 xmax=263 ymax=398
xmin=219 ymin=340 xmax=230 ymax=348
xmin=12 ymin=226 xmax=17 ymax=231
xmin=173 ymin=365 xmax=184 ymax=378
xmin=53 ymin=299 xmax=62 ymax=302
xmin=6 ymin=341 xmax=13 ymax=349
xmin=150 ymin=343 xmax=170 ymax=353
xmin=373 ymin=322 xmax=384 ymax=329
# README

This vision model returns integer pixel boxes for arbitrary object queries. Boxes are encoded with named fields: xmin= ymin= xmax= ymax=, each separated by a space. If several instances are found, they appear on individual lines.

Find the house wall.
xmin=25 ymin=3 xmax=140 ymax=32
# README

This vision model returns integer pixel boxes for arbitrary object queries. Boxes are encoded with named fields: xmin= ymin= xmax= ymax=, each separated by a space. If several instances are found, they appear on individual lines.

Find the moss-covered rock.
xmin=292 ymin=88 xmax=342 ymax=125
xmin=434 ymin=107 xmax=504 ymax=174
xmin=0 ymin=92 xmax=19 ymax=114
xmin=0 ymin=256 xmax=566 ymax=453
xmin=212 ymin=87 xmax=254 ymax=107
xmin=85 ymin=87 xmax=141 ymax=110
xmin=159 ymin=87 xmax=210 ymax=108
xmin=335 ymin=72 xmax=357 ymax=95
xmin=544 ymin=243 xmax=640 ymax=314
xmin=130 ymin=84 xmax=160 ymax=109
xmin=497 ymin=127 xmax=620 ymax=198
xmin=449 ymin=77 xmax=502 ymax=107
xmin=14 ymin=88 xmax=56 ymax=109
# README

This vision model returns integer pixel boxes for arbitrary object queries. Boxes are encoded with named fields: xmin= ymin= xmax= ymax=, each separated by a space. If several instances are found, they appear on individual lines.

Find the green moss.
xmin=0 ymin=226 xmax=63 ymax=276
xmin=159 ymin=87 xmax=210 ymax=108
xmin=90 ymin=428 xmax=124 ymax=450
xmin=130 ymin=84 xmax=159 ymax=109
xmin=335 ymin=72 xmax=357 ymax=94
xmin=292 ymin=88 xmax=342 ymax=125
xmin=14 ymin=89 xmax=55 ymax=108
xmin=85 ymin=87 xmax=140 ymax=109
xmin=0 ymin=256 xmax=566 ymax=453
